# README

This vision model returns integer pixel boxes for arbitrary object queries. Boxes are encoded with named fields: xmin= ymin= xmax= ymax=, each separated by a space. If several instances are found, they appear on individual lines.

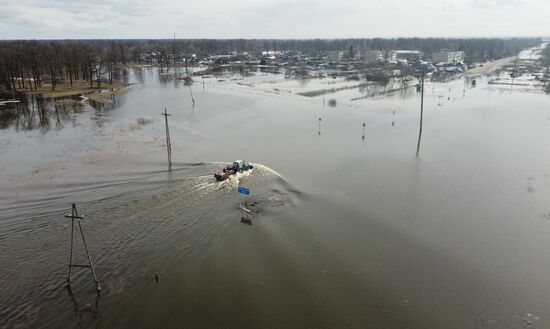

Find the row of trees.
xmin=0 ymin=41 xmax=132 ymax=93
xmin=1 ymin=38 xmax=542 ymax=93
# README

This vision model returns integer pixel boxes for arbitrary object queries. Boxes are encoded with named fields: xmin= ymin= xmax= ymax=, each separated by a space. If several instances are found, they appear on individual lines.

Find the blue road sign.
xmin=238 ymin=186 xmax=250 ymax=195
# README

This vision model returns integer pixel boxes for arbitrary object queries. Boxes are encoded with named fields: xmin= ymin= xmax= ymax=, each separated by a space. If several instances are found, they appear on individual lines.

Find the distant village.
xmin=139 ymin=46 xmax=469 ymax=82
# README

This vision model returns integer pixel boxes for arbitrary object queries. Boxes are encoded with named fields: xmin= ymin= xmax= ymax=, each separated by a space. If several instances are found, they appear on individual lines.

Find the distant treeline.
xmin=0 ymin=38 xmax=542 ymax=93
xmin=105 ymin=37 xmax=541 ymax=61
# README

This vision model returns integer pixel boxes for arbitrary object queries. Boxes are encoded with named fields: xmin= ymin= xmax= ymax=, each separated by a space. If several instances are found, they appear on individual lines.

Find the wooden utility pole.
xmin=511 ymin=54 xmax=519 ymax=91
xmin=173 ymin=32 xmax=177 ymax=72
xmin=161 ymin=108 xmax=172 ymax=171
xmin=416 ymin=67 xmax=425 ymax=157
xmin=65 ymin=203 xmax=101 ymax=293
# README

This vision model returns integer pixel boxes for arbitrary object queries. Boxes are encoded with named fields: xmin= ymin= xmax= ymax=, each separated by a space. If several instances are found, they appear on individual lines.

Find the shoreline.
xmin=1 ymin=81 xmax=133 ymax=98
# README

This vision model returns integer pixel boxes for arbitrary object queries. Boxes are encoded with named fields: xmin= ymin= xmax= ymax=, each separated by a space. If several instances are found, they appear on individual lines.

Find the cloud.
xmin=0 ymin=0 xmax=548 ymax=39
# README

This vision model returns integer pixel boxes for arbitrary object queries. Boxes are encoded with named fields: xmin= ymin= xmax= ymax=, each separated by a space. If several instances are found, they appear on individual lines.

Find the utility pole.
xmin=65 ymin=203 xmax=101 ymax=293
xmin=416 ymin=67 xmax=425 ymax=157
xmin=511 ymin=54 xmax=519 ymax=92
xmin=161 ymin=108 xmax=172 ymax=171
xmin=173 ymin=32 xmax=177 ymax=72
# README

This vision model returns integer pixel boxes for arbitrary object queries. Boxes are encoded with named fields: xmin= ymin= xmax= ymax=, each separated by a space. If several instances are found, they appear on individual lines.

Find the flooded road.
xmin=2 ymin=64 xmax=550 ymax=328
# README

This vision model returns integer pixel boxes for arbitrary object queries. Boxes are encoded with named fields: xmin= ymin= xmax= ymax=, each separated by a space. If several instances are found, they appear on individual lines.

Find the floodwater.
xmin=2 ymin=60 xmax=550 ymax=328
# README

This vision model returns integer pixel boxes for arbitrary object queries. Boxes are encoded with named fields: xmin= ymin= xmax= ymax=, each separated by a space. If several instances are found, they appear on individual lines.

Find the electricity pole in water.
xmin=65 ymin=203 xmax=101 ymax=293
xmin=161 ymin=108 xmax=172 ymax=171
xmin=416 ymin=67 xmax=425 ymax=157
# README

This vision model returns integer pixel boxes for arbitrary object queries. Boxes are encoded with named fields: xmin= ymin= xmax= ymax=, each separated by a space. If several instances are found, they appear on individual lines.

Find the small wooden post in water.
xmin=318 ymin=117 xmax=322 ymax=136
xmin=362 ymin=122 xmax=366 ymax=140
xmin=416 ymin=67 xmax=425 ymax=157
xmin=189 ymin=86 xmax=195 ymax=106
xmin=161 ymin=108 xmax=172 ymax=171
xmin=65 ymin=203 xmax=101 ymax=293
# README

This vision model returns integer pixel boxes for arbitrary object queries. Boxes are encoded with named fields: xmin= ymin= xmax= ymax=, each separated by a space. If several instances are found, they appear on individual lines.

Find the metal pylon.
xmin=65 ymin=203 xmax=101 ymax=293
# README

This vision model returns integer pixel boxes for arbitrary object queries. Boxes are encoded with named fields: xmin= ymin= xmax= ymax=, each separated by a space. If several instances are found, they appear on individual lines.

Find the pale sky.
xmin=0 ymin=0 xmax=548 ymax=39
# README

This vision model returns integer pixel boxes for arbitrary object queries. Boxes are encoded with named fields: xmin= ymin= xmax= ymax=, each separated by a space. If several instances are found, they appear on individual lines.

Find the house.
xmin=364 ymin=50 xmax=385 ymax=63
xmin=432 ymin=49 xmax=465 ymax=64
xmin=391 ymin=50 xmax=424 ymax=61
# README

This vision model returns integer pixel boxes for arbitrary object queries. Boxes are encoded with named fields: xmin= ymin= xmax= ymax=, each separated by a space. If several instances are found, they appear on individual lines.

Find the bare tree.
xmin=542 ymin=44 xmax=550 ymax=77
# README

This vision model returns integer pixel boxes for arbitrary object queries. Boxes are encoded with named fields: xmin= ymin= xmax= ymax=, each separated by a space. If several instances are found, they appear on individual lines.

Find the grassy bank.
xmin=1 ymin=80 xmax=132 ymax=98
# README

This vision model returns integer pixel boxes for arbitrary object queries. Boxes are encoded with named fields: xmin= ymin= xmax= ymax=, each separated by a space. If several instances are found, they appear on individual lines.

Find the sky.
xmin=0 ymin=0 xmax=549 ymax=40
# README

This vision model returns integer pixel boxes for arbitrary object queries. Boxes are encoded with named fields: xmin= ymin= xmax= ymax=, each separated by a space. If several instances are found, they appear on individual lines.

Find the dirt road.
xmin=465 ymin=56 xmax=515 ymax=76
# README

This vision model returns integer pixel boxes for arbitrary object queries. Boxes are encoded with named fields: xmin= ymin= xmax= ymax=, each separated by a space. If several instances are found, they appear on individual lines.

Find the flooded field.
xmin=2 ymin=60 xmax=550 ymax=328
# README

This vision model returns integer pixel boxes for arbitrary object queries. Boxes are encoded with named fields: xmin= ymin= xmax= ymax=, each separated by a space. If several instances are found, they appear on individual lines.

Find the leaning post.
xmin=416 ymin=66 xmax=425 ymax=157
xmin=161 ymin=108 xmax=172 ymax=171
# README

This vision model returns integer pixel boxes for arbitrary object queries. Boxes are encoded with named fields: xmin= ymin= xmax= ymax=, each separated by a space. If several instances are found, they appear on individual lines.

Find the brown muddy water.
xmin=1 ymin=64 xmax=550 ymax=328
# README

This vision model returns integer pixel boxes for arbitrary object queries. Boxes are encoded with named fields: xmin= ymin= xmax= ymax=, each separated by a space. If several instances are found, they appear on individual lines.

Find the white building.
xmin=364 ymin=50 xmax=385 ymax=63
xmin=391 ymin=50 xmax=424 ymax=61
xmin=432 ymin=49 xmax=465 ymax=64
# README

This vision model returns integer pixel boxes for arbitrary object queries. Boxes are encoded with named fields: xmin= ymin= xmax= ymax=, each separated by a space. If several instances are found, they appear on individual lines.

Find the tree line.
xmin=0 ymin=41 xmax=130 ymax=93
xmin=126 ymin=37 xmax=541 ymax=61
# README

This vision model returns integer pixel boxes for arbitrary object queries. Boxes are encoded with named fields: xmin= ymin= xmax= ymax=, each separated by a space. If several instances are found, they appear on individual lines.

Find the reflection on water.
xmin=66 ymin=288 xmax=102 ymax=329
xmin=0 ymin=68 xmax=134 ymax=133
xmin=0 ymin=94 xmax=82 ymax=133
xmin=355 ymin=78 xmax=415 ymax=100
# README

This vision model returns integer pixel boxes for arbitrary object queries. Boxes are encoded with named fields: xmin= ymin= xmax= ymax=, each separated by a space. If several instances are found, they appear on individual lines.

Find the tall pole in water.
xmin=65 ymin=203 xmax=101 ymax=293
xmin=161 ymin=108 xmax=172 ymax=171
xmin=416 ymin=67 xmax=425 ymax=157
xmin=189 ymin=85 xmax=195 ymax=106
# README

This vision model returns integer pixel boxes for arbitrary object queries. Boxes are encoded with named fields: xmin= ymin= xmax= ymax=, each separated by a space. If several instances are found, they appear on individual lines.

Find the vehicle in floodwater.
xmin=214 ymin=160 xmax=254 ymax=181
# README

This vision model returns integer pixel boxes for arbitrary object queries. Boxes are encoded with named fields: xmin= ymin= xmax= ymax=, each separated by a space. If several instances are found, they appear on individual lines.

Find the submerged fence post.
xmin=161 ymin=108 xmax=172 ymax=171
xmin=188 ymin=85 xmax=195 ymax=106
xmin=416 ymin=67 xmax=425 ymax=157
xmin=65 ymin=203 xmax=101 ymax=293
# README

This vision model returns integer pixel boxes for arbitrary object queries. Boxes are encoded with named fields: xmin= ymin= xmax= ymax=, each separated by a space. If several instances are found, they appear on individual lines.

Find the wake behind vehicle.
xmin=214 ymin=160 xmax=254 ymax=181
